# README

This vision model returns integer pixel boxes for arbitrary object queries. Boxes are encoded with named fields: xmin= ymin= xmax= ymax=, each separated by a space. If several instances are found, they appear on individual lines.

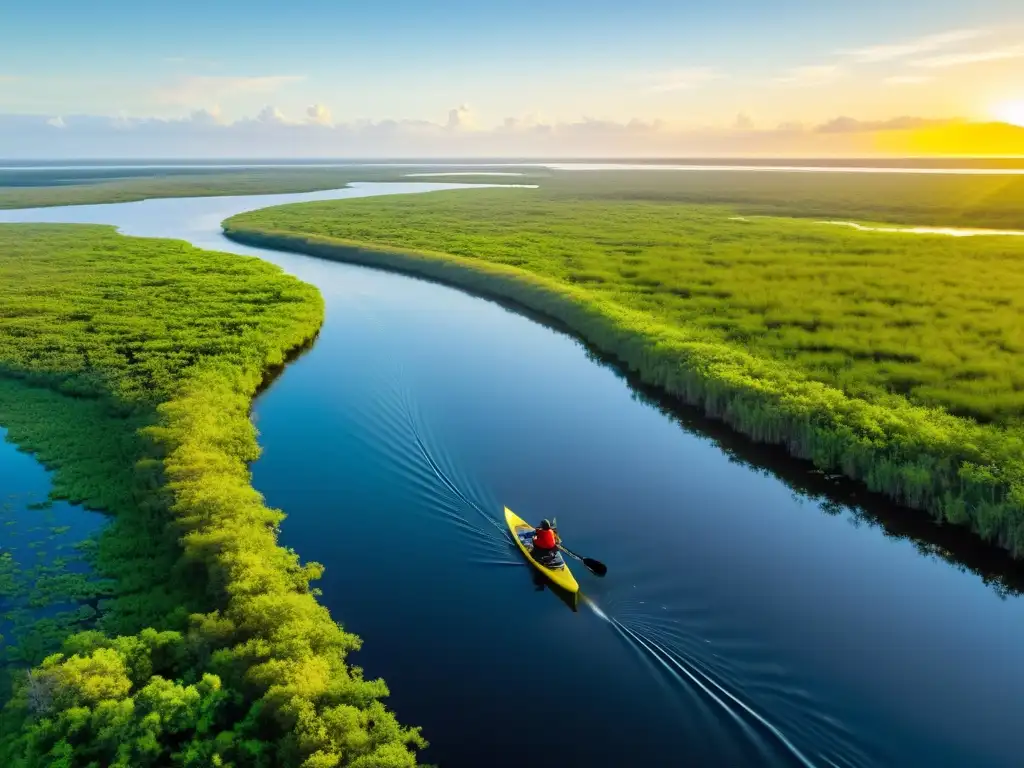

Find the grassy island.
xmin=223 ymin=177 xmax=1024 ymax=557
xmin=0 ymin=224 xmax=424 ymax=767
xmin=0 ymin=165 xmax=541 ymax=210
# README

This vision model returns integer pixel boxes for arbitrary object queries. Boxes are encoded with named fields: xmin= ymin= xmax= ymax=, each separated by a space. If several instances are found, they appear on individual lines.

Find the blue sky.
xmin=1 ymin=0 xmax=1022 ymax=156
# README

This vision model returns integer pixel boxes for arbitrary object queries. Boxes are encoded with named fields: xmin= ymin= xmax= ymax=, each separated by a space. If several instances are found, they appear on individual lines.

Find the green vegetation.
xmin=0 ymin=225 xmax=424 ymax=766
xmin=224 ymin=183 xmax=1024 ymax=556
xmin=0 ymin=166 xmax=541 ymax=210
xmin=537 ymin=170 xmax=1024 ymax=230
xmin=0 ymin=168 xmax=368 ymax=209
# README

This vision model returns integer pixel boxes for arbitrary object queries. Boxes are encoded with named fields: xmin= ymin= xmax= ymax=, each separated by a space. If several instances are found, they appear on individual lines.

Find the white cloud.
xmin=306 ymin=103 xmax=333 ymax=126
xmin=773 ymin=65 xmax=841 ymax=87
xmin=188 ymin=106 xmax=224 ymax=125
xmin=254 ymin=105 xmax=291 ymax=124
xmin=910 ymin=44 xmax=1024 ymax=68
xmin=0 ymin=108 xmax=1015 ymax=159
xmin=152 ymin=75 xmax=304 ymax=106
xmin=446 ymin=104 xmax=476 ymax=130
xmin=839 ymin=29 xmax=988 ymax=63
xmin=641 ymin=67 xmax=724 ymax=93
xmin=815 ymin=115 xmax=952 ymax=133
xmin=46 ymin=116 xmax=66 ymax=128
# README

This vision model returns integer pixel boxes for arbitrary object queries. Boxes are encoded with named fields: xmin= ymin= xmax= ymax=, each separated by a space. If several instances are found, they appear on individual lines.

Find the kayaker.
xmin=532 ymin=519 xmax=559 ymax=556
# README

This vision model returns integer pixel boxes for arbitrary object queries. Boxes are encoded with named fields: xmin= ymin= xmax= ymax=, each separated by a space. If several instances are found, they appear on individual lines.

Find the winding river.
xmin=2 ymin=181 xmax=1024 ymax=767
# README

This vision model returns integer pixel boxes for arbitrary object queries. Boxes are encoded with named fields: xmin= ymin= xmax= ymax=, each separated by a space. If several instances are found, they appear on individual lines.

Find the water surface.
xmin=0 ymin=428 xmax=106 ymax=671
xmin=2 ymin=183 xmax=1023 ymax=767
xmin=818 ymin=220 xmax=1024 ymax=237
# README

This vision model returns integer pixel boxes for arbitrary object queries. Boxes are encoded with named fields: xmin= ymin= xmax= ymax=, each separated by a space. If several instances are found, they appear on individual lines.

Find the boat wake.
xmin=583 ymin=593 xmax=879 ymax=768
xmin=343 ymin=312 xmax=879 ymax=768
xmin=340 ymin=315 xmax=513 ymax=564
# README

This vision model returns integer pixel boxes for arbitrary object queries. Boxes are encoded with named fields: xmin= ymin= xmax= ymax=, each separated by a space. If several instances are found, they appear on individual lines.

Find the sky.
xmin=2 ymin=0 xmax=1023 ymax=157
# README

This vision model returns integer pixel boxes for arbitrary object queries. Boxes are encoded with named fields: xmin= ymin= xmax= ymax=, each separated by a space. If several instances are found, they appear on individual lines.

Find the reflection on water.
xmin=528 ymin=567 xmax=580 ymax=613
xmin=818 ymin=220 xmax=1024 ymax=237
xmin=0 ymin=428 xmax=106 ymax=690
xmin=404 ymin=172 xmax=527 ymax=177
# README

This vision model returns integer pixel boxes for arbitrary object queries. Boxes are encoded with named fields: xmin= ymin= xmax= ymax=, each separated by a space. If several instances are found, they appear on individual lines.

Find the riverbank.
xmin=0 ymin=224 xmax=424 ymax=766
xmin=223 ymin=190 xmax=1024 ymax=558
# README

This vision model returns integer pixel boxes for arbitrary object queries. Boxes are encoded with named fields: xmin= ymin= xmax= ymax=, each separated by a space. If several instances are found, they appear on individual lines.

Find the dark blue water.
xmin=2 ymin=183 xmax=1024 ymax=767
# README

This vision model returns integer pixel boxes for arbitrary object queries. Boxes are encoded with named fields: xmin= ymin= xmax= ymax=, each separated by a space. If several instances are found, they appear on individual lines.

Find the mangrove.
xmin=0 ymin=224 xmax=424 ymax=767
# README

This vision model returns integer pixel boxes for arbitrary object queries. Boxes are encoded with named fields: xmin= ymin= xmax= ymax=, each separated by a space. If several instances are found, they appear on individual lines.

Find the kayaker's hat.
xmin=539 ymin=519 xmax=551 ymax=530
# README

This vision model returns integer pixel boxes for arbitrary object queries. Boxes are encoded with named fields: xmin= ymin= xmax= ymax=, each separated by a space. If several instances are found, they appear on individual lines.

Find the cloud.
xmin=0 ymin=108 xmax=1017 ymax=159
xmin=910 ymin=44 xmax=1024 ymax=68
xmin=815 ymin=116 xmax=952 ymax=133
xmin=152 ymin=75 xmax=304 ymax=106
xmin=838 ymin=29 xmax=988 ymax=63
xmin=641 ymin=67 xmax=724 ymax=93
xmin=306 ymin=103 xmax=333 ymax=126
xmin=46 ymin=116 xmax=66 ymax=129
xmin=773 ymin=65 xmax=841 ymax=87
xmin=446 ymin=104 xmax=476 ymax=130
xmin=188 ymin=106 xmax=224 ymax=126
xmin=733 ymin=113 xmax=754 ymax=131
xmin=253 ymin=105 xmax=291 ymax=124
xmin=885 ymin=75 xmax=932 ymax=86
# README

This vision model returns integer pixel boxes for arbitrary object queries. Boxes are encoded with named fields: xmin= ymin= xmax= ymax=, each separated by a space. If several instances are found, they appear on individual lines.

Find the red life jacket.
xmin=534 ymin=527 xmax=557 ymax=549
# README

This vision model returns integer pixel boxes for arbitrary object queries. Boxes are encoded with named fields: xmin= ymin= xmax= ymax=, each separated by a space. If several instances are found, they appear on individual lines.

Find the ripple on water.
xmin=307 ymin=331 xmax=878 ymax=768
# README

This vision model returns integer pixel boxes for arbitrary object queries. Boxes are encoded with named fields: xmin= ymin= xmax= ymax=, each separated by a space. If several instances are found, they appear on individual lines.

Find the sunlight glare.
xmin=992 ymin=100 xmax=1024 ymax=127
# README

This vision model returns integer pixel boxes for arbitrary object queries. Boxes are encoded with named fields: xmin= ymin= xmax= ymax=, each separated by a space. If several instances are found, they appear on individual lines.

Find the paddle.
xmin=557 ymin=543 xmax=608 ymax=577
xmin=546 ymin=518 xmax=607 ymax=577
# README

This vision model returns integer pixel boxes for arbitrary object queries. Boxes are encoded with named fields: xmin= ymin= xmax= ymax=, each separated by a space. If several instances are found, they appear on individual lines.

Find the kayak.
xmin=505 ymin=506 xmax=580 ymax=594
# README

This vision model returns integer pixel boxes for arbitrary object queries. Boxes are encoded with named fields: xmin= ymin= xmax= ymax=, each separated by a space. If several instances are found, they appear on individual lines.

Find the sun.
xmin=992 ymin=100 xmax=1024 ymax=127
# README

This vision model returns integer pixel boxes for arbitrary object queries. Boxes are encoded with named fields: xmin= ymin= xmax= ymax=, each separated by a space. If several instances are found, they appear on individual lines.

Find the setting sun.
xmin=993 ymin=100 xmax=1024 ymax=127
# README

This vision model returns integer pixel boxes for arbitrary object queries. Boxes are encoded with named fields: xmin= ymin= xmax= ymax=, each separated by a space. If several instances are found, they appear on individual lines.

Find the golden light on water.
xmin=992 ymin=100 xmax=1024 ymax=127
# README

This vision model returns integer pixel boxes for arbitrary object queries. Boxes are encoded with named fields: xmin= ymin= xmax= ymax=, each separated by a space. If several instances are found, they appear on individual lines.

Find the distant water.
xmin=818 ymin=220 xmax=1024 ymax=237
xmin=404 ymin=172 xmax=527 ymax=177
xmin=727 ymin=215 xmax=1024 ymax=237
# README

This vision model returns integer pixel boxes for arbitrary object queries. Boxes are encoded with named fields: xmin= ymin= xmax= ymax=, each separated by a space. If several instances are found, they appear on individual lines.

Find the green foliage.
xmin=224 ymin=187 xmax=1024 ymax=556
xmin=539 ymin=169 xmax=1024 ymax=230
xmin=0 ymin=166 xmax=536 ymax=210
xmin=0 ymin=169 xmax=370 ymax=209
xmin=0 ymin=225 xmax=424 ymax=765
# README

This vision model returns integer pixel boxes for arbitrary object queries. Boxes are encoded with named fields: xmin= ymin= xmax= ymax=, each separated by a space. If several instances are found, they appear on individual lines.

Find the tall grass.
xmin=223 ymin=186 xmax=1024 ymax=557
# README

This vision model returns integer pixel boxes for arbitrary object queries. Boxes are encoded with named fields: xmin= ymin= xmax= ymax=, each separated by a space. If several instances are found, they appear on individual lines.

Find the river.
xmin=2 ymin=181 xmax=1024 ymax=767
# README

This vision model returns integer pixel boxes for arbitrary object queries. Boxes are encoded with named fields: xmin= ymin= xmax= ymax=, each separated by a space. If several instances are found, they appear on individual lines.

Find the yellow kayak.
xmin=505 ymin=506 xmax=580 ymax=595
